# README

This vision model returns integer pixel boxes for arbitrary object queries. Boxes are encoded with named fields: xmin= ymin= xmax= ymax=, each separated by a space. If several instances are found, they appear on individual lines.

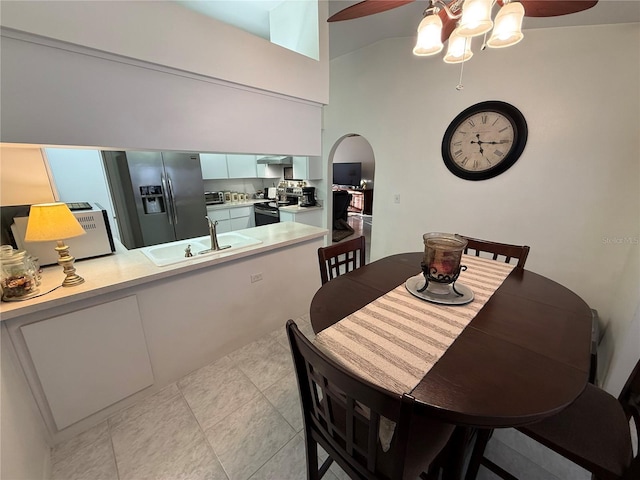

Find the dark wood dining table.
xmin=310 ymin=252 xmax=593 ymax=428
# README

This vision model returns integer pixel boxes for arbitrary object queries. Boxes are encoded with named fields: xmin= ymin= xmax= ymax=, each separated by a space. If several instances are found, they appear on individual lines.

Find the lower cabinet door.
xmin=21 ymin=295 xmax=154 ymax=429
xmin=230 ymin=216 xmax=251 ymax=231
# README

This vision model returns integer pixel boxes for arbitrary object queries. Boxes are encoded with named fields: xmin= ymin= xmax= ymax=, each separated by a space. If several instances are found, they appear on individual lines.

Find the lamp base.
xmin=55 ymin=241 xmax=85 ymax=287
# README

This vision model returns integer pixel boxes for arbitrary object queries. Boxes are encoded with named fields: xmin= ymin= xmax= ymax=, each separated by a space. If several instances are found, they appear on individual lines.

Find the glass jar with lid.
xmin=1 ymin=247 xmax=40 ymax=301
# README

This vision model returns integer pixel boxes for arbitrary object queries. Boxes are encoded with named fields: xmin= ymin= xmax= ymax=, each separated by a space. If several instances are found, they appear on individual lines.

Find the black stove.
xmin=254 ymin=202 xmax=280 ymax=226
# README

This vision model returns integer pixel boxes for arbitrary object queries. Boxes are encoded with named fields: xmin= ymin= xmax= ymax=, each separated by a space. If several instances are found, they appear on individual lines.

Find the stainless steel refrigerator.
xmin=103 ymin=151 xmax=208 ymax=249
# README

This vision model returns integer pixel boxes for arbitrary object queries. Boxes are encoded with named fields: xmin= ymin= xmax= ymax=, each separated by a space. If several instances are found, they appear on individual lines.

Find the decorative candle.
xmin=423 ymin=233 xmax=467 ymax=278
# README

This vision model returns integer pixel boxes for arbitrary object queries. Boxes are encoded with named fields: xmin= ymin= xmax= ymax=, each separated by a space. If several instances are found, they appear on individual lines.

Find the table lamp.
xmin=24 ymin=203 xmax=86 ymax=287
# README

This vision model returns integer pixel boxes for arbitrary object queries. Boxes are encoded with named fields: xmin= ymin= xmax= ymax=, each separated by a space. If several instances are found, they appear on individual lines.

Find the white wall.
xmin=0 ymin=0 xmax=328 ymax=104
xmin=1 ymin=324 xmax=51 ymax=480
xmin=0 ymin=32 xmax=322 ymax=155
xmin=323 ymin=23 xmax=640 ymax=384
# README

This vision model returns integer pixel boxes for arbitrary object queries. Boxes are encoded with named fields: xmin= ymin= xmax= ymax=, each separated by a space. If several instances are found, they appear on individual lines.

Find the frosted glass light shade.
xmin=457 ymin=0 xmax=494 ymax=37
xmin=413 ymin=14 xmax=444 ymax=56
xmin=487 ymin=2 xmax=525 ymax=48
xmin=25 ymin=203 xmax=86 ymax=241
xmin=443 ymin=29 xmax=473 ymax=63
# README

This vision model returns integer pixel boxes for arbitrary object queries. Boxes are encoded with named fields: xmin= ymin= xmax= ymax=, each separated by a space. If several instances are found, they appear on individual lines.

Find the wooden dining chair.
xmin=286 ymin=319 xmax=456 ymax=480
xmin=317 ymin=235 xmax=366 ymax=285
xmin=457 ymin=235 xmax=530 ymax=269
xmin=465 ymin=359 xmax=640 ymax=480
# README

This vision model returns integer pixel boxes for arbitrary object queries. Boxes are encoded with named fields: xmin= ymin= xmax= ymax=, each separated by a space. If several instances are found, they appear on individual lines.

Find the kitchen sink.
xmin=140 ymin=233 xmax=262 ymax=267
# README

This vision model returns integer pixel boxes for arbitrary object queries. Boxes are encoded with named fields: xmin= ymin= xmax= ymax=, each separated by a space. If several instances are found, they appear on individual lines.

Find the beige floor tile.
xmin=52 ymin=436 xmax=117 ymax=480
xmin=111 ymin=394 xmax=226 ymax=480
xmin=205 ymin=394 xmax=296 ymax=480
xmin=178 ymin=355 xmax=261 ymax=431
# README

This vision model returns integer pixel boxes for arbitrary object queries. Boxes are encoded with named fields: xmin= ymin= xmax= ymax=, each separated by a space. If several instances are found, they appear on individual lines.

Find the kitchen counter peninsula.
xmin=0 ymin=222 xmax=326 ymax=321
xmin=1 ymin=222 xmax=327 ymax=443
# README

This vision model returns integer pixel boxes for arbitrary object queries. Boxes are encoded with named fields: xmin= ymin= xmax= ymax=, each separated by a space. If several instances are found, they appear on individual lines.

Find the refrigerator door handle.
xmin=167 ymin=175 xmax=179 ymax=225
xmin=161 ymin=174 xmax=174 ymax=225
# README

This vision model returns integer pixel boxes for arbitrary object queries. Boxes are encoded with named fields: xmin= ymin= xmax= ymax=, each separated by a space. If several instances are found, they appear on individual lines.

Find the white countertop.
xmin=278 ymin=204 xmax=323 ymax=213
xmin=206 ymin=200 xmax=323 ymax=213
xmin=0 ymin=222 xmax=327 ymax=321
xmin=206 ymin=199 xmax=266 ymax=210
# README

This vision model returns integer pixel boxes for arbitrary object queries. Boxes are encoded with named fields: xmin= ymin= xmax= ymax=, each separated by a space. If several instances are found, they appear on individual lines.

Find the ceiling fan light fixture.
xmin=413 ymin=13 xmax=444 ymax=56
xmin=457 ymin=0 xmax=494 ymax=37
xmin=444 ymin=28 xmax=473 ymax=63
xmin=487 ymin=1 xmax=525 ymax=48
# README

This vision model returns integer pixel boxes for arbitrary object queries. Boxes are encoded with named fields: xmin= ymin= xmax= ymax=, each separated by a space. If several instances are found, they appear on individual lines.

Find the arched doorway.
xmin=327 ymin=134 xmax=375 ymax=262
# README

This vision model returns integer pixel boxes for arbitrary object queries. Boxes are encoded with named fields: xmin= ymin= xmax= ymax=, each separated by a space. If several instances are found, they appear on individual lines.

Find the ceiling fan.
xmin=328 ymin=0 xmax=598 ymax=43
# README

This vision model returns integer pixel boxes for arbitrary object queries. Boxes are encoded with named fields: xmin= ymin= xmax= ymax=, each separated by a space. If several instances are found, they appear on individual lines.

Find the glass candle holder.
xmin=421 ymin=233 xmax=468 ymax=295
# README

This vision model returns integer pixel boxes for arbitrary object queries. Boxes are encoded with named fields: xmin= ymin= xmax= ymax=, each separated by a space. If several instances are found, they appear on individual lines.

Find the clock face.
xmin=442 ymin=101 xmax=527 ymax=180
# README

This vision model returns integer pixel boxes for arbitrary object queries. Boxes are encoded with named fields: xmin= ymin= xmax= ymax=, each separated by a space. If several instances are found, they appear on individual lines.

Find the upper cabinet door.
xmin=292 ymin=156 xmax=322 ymax=180
xmin=200 ymin=154 xmax=229 ymax=179
xmin=227 ymin=154 xmax=257 ymax=178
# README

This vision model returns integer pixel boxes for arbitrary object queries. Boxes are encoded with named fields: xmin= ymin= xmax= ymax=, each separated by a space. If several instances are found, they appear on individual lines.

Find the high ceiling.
xmin=177 ymin=1 xmax=640 ymax=60
xmin=328 ymin=0 xmax=640 ymax=59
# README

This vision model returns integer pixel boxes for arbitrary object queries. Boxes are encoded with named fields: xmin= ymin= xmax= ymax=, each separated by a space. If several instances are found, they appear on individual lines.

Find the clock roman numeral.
xmin=499 ymin=126 xmax=510 ymax=132
xmin=468 ymin=119 xmax=476 ymax=127
xmin=454 ymin=149 xmax=463 ymax=157
xmin=460 ymin=157 xmax=469 ymax=166
xmin=494 ymin=149 xmax=504 ymax=157
xmin=453 ymin=141 xmax=462 ymax=146
xmin=481 ymin=115 xmax=488 ymax=124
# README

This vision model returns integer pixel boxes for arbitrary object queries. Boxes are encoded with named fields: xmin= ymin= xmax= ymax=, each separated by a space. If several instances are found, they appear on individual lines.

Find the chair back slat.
xmin=620 ymin=360 xmax=640 ymax=480
xmin=318 ymin=235 xmax=366 ymax=284
xmin=287 ymin=320 xmax=421 ymax=479
xmin=457 ymin=235 xmax=530 ymax=270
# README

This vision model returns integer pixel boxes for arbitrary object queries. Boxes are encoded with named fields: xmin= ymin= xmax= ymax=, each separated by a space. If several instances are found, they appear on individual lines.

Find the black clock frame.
xmin=441 ymin=101 xmax=528 ymax=181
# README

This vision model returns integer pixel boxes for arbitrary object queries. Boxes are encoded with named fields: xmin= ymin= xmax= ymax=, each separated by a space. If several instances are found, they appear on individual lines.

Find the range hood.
xmin=256 ymin=156 xmax=293 ymax=165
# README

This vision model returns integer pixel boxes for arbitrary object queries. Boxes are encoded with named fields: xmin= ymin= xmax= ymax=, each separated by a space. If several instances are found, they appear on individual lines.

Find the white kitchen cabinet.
xmin=292 ymin=155 xmax=322 ymax=180
xmin=256 ymin=163 xmax=282 ymax=178
xmin=200 ymin=153 xmax=229 ymax=179
xmin=20 ymin=295 xmax=153 ymax=430
xmin=207 ymin=205 xmax=254 ymax=232
xmin=227 ymin=154 xmax=257 ymax=178
xmin=206 ymin=207 xmax=231 ymax=233
xmin=279 ymin=208 xmax=323 ymax=227
xmin=229 ymin=206 xmax=254 ymax=230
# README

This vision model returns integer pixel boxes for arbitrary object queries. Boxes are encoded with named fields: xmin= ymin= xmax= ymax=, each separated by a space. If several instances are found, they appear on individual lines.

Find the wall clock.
xmin=441 ymin=101 xmax=528 ymax=181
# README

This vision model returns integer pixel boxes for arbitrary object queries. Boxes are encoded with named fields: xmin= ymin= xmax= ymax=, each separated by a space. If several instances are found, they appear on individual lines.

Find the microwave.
xmin=9 ymin=202 xmax=116 ymax=266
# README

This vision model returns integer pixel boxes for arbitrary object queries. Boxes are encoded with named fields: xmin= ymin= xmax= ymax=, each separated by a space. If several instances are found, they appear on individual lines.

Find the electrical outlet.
xmin=250 ymin=273 xmax=263 ymax=283
xmin=393 ymin=194 xmax=401 ymax=204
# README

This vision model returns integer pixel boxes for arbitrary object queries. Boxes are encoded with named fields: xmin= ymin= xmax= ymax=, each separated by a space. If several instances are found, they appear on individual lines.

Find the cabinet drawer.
xmin=206 ymin=208 xmax=230 ymax=221
xmin=229 ymin=206 xmax=252 ymax=218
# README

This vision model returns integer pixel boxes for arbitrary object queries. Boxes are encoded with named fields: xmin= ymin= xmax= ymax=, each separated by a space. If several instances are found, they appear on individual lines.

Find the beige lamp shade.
xmin=444 ymin=29 xmax=474 ymax=64
xmin=457 ymin=0 xmax=494 ymax=37
xmin=24 ymin=203 xmax=86 ymax=242
xmin=487 ymin=2 xmax=525 ymax=48
xmin=413 ymin=14 xmax=444 ymax=56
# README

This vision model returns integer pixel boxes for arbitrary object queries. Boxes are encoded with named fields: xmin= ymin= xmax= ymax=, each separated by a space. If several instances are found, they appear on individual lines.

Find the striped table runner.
xmin=313 ymin=254 xmax=515 ymax=395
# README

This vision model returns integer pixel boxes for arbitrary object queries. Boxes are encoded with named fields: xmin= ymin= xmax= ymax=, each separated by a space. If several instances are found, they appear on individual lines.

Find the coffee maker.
xmin=300 ymin=187 xmax=316 ymax=207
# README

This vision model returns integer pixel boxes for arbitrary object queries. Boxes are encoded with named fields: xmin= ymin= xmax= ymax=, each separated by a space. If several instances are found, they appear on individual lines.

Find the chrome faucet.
xmin=204 ymin=216 xmax=231 ymax=252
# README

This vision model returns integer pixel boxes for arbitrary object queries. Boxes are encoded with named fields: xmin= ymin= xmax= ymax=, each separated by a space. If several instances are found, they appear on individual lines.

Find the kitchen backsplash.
xmin=203 ymin=178 xmax=322 ymax=199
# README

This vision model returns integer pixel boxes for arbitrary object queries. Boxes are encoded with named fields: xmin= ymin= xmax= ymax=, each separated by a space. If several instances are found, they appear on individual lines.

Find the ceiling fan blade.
xmin=516 ymin=0 xmax=598 ymax=17
xmin=328 ymin=0 xmax=415 ymax=22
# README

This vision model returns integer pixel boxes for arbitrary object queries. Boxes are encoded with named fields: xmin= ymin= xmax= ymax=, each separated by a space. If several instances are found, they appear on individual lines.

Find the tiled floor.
xmin=51 ymin=311 xmax=592 ymax=480
xmin=50 ymin=315 xmax=347 ymax=480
